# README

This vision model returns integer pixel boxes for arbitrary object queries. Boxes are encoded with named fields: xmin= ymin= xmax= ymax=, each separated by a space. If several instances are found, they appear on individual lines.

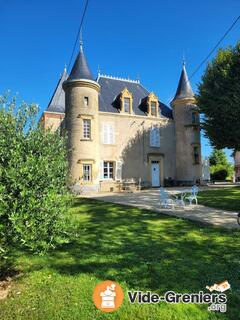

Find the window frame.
xmin=82 ymin=164 xmax=92 ymax=181
xmin=84 ymin=96 xmax=89 ymax=107
xmin=124 ymin=97 xmax=130 ymax=113
xmin=150 ymin=101 xmax=157 ymax=116
xmin=120 ymin=88 xmax=133 ymax=113
xmin=83 ymin=119 xmax=91 ymax=140
xmin=150 ymin=127 xmax=160 ymax=148
xmin=103 ymin=161 xmax=114 ymax=180
xmin=147 ymin=92 xmax=159 ymax=117
xmin=193 ymin=146 xmax=200 ymax=164
xmin=192 ymin=112 xmax=199 ymax=124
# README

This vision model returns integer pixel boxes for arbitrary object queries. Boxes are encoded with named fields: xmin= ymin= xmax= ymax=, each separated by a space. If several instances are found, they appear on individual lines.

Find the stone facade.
xmin=41 ymin=48 xmax=202 ymax=193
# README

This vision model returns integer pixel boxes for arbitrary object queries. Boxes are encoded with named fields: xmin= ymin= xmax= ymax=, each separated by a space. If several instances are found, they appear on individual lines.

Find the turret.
xmin=171 ymin=63 xmax=201 ymax=185
xmin=63 ymin=40 xmax=100 ymax=192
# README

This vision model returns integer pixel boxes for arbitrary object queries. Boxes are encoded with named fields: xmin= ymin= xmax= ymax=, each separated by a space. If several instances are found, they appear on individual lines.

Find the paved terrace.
xmin=85 ymin=188 xmax=239 ymax=230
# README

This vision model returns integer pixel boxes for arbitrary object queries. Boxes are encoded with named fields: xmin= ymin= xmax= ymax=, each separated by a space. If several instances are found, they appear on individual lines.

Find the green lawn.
xmin=198 ymin=187 xmax=240 ymax=211
xmin=0 ymin=198 xmax=240 ymax=320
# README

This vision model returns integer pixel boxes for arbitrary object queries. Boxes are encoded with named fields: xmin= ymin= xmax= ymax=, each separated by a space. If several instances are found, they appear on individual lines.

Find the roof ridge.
xmin=99 ymin=74 xmax=140 ymax=84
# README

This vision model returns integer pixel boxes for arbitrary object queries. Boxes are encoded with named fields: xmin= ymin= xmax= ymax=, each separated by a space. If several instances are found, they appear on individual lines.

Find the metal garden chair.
xmin=185 ymin=185 xmax=199 ymax=205
xmin=159 ymin=188 xmax=176 ymax=209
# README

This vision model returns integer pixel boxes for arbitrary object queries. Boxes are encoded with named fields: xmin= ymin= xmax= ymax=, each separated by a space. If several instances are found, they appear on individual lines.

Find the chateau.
xmin=41 ymin=41 xmax=202 ymax=193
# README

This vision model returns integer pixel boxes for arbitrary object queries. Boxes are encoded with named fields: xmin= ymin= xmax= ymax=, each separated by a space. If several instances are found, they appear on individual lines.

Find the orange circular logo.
xmin=92 ymin=280 xmax=124 ymax=312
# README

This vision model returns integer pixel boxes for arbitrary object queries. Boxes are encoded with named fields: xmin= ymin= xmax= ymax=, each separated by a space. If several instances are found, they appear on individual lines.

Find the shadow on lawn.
xmin=198 ymin=187 xmax=240 ymax=211
xmin=46 ymin=199 xmax=240 ymax=295
xmin=15 ymin=198 xmax=240 ymax=318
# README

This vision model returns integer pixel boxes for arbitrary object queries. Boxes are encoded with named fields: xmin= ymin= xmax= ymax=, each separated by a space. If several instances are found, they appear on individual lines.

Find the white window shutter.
xmin=103 ymin=124 xmax=108 ymax=144
xmin=103 ymin=123 xmax=115 ymax=144
xmin=99 ymin=160 xmax=104 ymax=180
xmin=109 ymin=125 xmax=112 ymax=144
xmin=156 ymin=128 xmax=160 ymax=147
xmin=150 ymin=127 xmax=160 ymax=147
xmin=115 ymin=161 xmax=122 ymax=180
xmin=150 ymin=129 xmax=154 ymax=146
xmin=110 ymin=125 xmax=115 ymax=144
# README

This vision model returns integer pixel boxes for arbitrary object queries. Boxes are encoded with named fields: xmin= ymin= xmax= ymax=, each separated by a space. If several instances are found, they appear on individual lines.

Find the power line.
xmin=189 ymin=15 xmax=240 ymax=80
xmin=50 ymin=0 xmax=89 ymax=111
xmin=67 ymin=0 xmax=90 ymax=71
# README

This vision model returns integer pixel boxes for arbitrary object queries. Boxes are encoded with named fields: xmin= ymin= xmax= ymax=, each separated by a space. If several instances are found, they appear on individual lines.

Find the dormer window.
xmin=120 ymin=88 xmax=133 ymax=113
xmin=147 ymin=92 xmax=159 ymax=117
xmin=151 ymin=101 xmax=157 ymax=116
xmin=124 ymin=97 xmax=130 ymax=113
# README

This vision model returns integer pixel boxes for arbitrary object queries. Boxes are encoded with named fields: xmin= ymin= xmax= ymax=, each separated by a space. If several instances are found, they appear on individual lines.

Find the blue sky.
xmin=0 ymin=0 xmax=239 ymax=161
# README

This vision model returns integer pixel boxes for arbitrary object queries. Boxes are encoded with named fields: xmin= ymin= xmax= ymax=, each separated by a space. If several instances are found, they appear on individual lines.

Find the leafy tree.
xmin=209 ymin=149 xmax=228 ymax=166
xmin=0 ymin=94 xmax=71 ymax=273
xmin=209 ymin=149 xmax=233 ymax=181
xmin=197 ymin=42 xmax=240 ymax=152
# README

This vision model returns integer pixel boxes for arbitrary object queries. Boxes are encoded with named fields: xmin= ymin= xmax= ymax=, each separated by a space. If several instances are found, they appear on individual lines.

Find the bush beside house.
xmin=0 ymin=94 xmax=71 ymax=275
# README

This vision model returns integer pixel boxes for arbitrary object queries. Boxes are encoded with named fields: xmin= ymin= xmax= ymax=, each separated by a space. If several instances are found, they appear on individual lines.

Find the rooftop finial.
xmin=182 ymin=50 xmax=186 ymax=66
xmin=97 ymin=65 xmax=101 ymax=77
xmin=80 ymin=27 xmax=83 ymax=52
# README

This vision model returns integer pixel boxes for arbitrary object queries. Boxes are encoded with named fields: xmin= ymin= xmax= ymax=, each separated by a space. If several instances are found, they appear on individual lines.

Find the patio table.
xmin=167 ymin=189 xmax=192 ymax=206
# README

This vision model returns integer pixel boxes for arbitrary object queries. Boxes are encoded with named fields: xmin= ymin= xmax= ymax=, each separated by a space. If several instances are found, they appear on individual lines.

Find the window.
xmin=103 ymin=123 xmax=115 ymax=144
xmin=83 ymin=119 xmax=91 ymax=139
xmin=193 ymin=146 xmax=200 ymax=164
xmin=82 ymin=164 xmax=92 ymax=181
xmin=124 ymin=97 xmax=130 ymax=113
xmin=150 ymin=101 xmax=157 ymax=116
xmin=147 ymin=92 xmax=159 ymax=116
xmin=150 ymin=127 xmax=160 ymax=147
xmin=192 ymin=112 xmax=198 ymax=124
xmin=103 ymin=161 xmax=114 ymax=179
xmin=84 ymin=96 xmax=89 ymax=107
xmin=120 ymin=88 xmax=132 ymax=113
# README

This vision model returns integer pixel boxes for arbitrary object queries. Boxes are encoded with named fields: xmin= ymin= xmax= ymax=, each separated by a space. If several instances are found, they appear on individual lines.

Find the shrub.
xmin=209 ymin=149 xmax=234 ymax=181
xmin=210 ymin=167 xmax=228 ymax=181
xmin=0 ymin=94 xmax=71 ymax=265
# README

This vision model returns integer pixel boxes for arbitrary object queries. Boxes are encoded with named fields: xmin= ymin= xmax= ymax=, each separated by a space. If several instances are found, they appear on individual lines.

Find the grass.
xmin=0 ymin=198 xmax=240 ymax=320
xmin=198 ymin=187 xmax=240 ymax=211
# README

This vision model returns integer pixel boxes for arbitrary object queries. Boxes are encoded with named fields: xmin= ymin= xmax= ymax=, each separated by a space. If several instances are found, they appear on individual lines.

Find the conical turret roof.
xmin=172 ymin=63 xmax=194 ymax=101
xmin=68 ymin=44 xmax=94 ymax=81
xmin=47 ymin=68 xmax=68 ymax=113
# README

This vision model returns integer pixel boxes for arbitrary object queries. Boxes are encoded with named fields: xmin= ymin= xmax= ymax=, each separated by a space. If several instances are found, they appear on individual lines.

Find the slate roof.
xmin=98 ymin=76 xmax=173 ymax=119
xmin=46 ymin=75 xmax=172 ymax=118
xmin=46 ymin=68 xmax=68 ymax=113
xmin=172 ymin=63 xmax=194 ymax=101
xmin=67 ymin=46 xmax=94 ymax=81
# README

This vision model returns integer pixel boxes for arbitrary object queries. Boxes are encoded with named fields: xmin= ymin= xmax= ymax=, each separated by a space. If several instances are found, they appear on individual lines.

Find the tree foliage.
xmin=209 ymin=149 xmax=233 ymax=181
xmin=0 ymin=94 xmax=71 ymax=272
xmin=209 ymin=149 xmax=228 ymax=166
xmin=197 ymin=42 xmax=240 ymax=151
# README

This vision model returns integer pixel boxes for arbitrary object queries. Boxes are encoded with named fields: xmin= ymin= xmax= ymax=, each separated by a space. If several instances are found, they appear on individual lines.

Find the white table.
xmin=167 ymin=189 xmax=192 ymax=206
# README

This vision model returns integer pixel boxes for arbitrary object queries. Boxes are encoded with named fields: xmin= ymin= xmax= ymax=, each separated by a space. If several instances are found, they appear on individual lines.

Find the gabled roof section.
xmin=67 ymin=45 xmax=94 ymax=81
xmin=172 ymin=63 xmax=194 ymax=101
xmin=46 ymin=68 xmax=68 ymax=113
xmin=97 ymin=76 xmax=173 ymax=118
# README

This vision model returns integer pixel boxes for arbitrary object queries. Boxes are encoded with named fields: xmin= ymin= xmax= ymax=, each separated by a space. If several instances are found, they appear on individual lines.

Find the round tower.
xmin=63 ymin=42 xmax=100 ymax=193
xmin=171 ymin=63 xmax=202 ymax=185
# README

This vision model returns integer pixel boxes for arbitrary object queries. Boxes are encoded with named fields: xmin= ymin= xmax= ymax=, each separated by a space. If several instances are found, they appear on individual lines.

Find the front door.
xmin=151 ymin=161 xmax=160 ymax=187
